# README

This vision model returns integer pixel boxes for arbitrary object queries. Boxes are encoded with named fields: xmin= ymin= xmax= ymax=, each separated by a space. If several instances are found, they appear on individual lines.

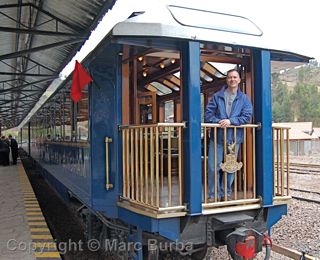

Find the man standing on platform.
xmin=0 ymin=136 xmax=10 ymax=166
xmin=204 ymin=69 xmax=252 ymax=201
xmin=8 ymin=135 xmax=18 ymax=165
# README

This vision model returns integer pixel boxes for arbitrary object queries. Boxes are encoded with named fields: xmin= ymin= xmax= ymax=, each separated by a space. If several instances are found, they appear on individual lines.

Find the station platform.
xmin=0 ymin=161 xmax=61 ymax=259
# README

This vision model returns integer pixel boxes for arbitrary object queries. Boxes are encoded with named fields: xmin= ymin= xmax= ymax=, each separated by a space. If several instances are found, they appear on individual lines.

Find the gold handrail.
xmin=119 ymin=122 xmax=186 ymax=129
xmin=119 ymin=123 xmax=185 ymax=216
xmin=201 ymin=123 xmax=259 ymax=128
xmin=272 ymin=125 xmax=291 ymax=199
xmin=201 ymin=123 xmax=259 ymax=204
xmin=105 ymin=137 xmax=113 ymax=190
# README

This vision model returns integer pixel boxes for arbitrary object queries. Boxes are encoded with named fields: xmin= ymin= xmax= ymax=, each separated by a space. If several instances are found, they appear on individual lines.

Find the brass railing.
xmin=272 ymin=124 xmax=290 ymax=201
xmin=119 ymin=123 xmax=186 ymax=218
xmin=201 ymin=124 xmax=259 ymax=208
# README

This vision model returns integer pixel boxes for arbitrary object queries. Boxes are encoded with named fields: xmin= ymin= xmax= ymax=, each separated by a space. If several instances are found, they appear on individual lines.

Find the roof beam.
xmin=0 ymin=26 xmax=83 ymax=37
xmin=0 ymin=76 xmax=57 ymax=93
xmin=0 ymin=71 xmax=58 ymax=77
xmin=0 ymin=38 xmax=84 ymax=61
xmin=138 ymin=63 xmax=180 ymax=87
xmin=0 ymin=3 xmax=82 ymax=32
xmin=23 ymin=57 xmax=57 ymax=73
xmin=0 ymin=92 xmax=40 ymax=105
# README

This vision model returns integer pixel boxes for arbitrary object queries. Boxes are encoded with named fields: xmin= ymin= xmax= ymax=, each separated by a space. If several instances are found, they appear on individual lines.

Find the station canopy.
xmin=0 ymin=0 xmax=115 ymax=130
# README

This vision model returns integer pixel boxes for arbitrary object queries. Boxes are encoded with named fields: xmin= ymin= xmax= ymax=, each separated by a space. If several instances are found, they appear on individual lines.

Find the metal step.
xmin=211 ymin=212 xmax=254 ymax=225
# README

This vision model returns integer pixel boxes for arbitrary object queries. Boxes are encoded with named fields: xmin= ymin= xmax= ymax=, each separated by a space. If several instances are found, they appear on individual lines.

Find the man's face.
xmin=226 ymin=71 xmax=241 ymax=89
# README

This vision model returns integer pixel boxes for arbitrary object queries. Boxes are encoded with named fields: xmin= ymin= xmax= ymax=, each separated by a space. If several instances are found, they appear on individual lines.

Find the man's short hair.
xmin=226 ymin=68 xmax=241 ymax=78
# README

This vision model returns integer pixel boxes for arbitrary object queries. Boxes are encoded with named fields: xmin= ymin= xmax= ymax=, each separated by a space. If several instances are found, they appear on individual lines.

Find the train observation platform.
xmin=0 ymin=161 xmax=61 ymax=259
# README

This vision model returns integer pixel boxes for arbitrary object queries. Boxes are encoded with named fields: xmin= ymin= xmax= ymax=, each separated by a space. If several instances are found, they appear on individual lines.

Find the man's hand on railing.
xmin=219 ymin=119 xmax=231 ymax=127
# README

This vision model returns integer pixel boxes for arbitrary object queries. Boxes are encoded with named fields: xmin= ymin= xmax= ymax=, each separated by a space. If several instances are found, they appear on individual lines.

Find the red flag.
xmin=70 ymin=60 xmax=93 ymax=103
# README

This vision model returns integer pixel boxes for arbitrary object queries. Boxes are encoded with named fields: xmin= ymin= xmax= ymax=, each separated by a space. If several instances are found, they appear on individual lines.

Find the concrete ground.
xmin=0 ymin=162 xmax=35 ymax=260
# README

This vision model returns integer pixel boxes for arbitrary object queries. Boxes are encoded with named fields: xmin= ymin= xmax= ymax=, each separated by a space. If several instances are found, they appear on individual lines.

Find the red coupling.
xmin=263 ymin=234 xmax=272 ymax=247
xmin=235 ymin=235 xmax=256 ymax=260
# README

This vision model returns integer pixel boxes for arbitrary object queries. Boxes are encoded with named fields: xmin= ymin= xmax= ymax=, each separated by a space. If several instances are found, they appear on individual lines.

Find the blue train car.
xmin=27 ymin=5 xmax=311 ymax=260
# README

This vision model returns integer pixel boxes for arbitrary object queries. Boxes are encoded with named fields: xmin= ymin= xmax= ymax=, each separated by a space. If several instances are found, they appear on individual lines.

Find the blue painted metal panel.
xmin=40 ymin=166 xmax=71 ymax=203
xmin=118 ymin=208 xmax=159 ymax=232
xmin=118 ymin=207 xmax=180 ymax=241
xmin=158 ymin=218 xmax=181 ymax=241
xmin=266 ymin=204 xmax=287 ymax=231
xmin=31 ymin=142 xmax=91 ymax=205
xmin=181 ymin=41 xmax=202 ymax=215
xmin=116 ymin=50 xmax=123 ymax=200
xmin=253 ymin=50 xmax=273 ymax=206
xmin=271 ymin=52 xmax=310 ymax=63
xmin=89 ymin=43 xmax=121 ymax=218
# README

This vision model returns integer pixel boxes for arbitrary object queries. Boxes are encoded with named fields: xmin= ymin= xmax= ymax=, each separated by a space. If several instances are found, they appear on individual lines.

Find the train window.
xmin=208 ymin=62 xmax=236 ymax=76
xmin=149 ymin=82 xmax=172 ymax=95
xmin=146 ymin=84 xmax=166 ymax=96
xmin=159 ymin=78 xmax=180 ymax=91
xmin=168 ymin=5 xmax=262 ymax=36
xmin=164 ymin=100 xmax=174 ymax=123
xmin=76 ymin=87 xmax=89 ymax=142
xmin=63 ymin=93 xmax=72 ymax=141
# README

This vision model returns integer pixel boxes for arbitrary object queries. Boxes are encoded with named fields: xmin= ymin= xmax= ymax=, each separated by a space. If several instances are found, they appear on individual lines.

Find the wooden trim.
xmin=272 ymin=244 xmax=316 ymax=260
xmin=158 ymin=103 xmax=164 ymax=123
xmin=200 ymin=55 xmax=247 ymax=64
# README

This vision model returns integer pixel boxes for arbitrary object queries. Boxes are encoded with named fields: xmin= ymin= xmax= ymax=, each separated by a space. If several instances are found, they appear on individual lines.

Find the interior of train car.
xmin=118 ymin=43 xmax=260 ymax=215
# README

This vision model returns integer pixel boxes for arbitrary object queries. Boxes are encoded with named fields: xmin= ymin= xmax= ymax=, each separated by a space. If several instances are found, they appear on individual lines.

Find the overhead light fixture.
xmin=171 ymin=59 xmax=176 ymax=64
xmin=160 ymin=63 xmax=165 ymax=69
xmin=138 ymin=56 xmax=143 ymax=61
xmin=142 ymin=71 xmax=147 ymax=77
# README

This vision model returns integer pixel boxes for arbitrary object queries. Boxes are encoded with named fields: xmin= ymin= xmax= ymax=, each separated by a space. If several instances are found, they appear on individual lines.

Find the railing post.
xmin=253 ymin=49 xmax=273 ymax=206
xmin=181 ymin=41 xmax=202 ymax=215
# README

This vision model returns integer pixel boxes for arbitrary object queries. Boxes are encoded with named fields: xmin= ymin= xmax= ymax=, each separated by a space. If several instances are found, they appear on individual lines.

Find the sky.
xmin=16 ymin=0 xmax=319 ymax=129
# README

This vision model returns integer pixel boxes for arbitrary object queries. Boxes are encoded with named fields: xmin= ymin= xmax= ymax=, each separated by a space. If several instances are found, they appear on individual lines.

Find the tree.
xmin=290 ymin=65 xmax=320 ymax=125
xmin=272 ymin=73 xmax=293 ymax=122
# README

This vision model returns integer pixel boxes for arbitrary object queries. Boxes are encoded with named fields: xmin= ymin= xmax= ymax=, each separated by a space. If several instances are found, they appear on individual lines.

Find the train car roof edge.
xmin=111 ymin=5 xmax=312 ymax=63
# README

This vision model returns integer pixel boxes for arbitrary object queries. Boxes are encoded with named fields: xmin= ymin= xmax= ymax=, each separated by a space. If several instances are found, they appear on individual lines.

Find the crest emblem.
xmin=220 ymin=143 xmax=243 ymax=173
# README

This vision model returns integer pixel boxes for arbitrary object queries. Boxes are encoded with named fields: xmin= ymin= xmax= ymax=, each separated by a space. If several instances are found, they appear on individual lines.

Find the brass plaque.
xmin=220 ymin=143 xmax=243 ymax=173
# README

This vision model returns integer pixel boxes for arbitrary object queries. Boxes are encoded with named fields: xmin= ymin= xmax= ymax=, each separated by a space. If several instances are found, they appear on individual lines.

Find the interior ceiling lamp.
xmin=142 ymin=71 xmax=147 ymax=77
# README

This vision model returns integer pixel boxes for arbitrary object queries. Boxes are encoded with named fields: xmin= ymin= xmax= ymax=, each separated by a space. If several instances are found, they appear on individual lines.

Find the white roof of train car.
xmin=112 ymin=5 xmax=312 ymax=62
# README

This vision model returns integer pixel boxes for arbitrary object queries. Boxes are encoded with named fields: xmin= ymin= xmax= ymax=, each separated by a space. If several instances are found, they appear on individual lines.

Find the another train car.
xmin=25 ymin=5 xmax=311 ymax=260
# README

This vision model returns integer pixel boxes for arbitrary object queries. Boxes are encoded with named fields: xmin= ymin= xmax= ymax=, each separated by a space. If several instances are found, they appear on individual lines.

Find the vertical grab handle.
xmin=105 ymin=137 xmax=113 ymax=190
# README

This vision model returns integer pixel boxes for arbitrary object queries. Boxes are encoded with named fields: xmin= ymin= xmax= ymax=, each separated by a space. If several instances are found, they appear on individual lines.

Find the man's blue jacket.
xmin=204 ymin=85 xmax=253 ymax=144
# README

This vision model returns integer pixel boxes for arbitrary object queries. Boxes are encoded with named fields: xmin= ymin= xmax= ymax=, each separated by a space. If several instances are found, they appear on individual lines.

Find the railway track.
xmin=291 ymin=187 xmax=320 ymax=204
xmin=272 ymin=244 xmax=317 ymax=260
xmin=288 ymin=162 xmax=320 ymax=175
xmin=291 ymin=195 xmax=320 ymax=205
xmin=290 ymin=187 xmax=320 ymax=196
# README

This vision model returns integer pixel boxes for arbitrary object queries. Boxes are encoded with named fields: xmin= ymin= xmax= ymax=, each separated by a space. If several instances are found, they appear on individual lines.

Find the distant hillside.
xmin=272 ymin=61 xmax=320 ymax=126
xmin=277 ymin=61 xmax=320 ymax=91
